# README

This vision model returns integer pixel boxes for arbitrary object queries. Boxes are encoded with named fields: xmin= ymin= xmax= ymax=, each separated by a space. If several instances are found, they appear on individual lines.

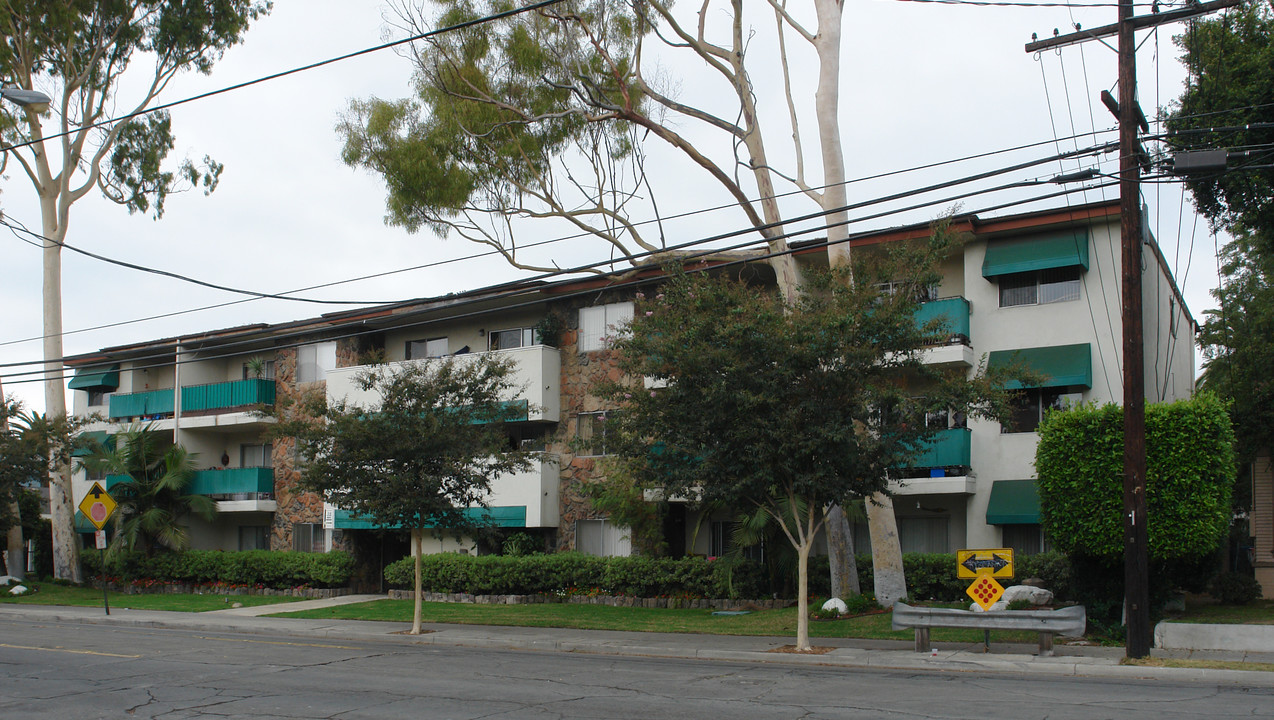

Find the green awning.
xmin=68 ymin=364 xmax=120 ymax=390
xmin=986 ymin=479 xmax=1041 ymax=524
xmin=988 ymin=343 xmax=1092 ymax=389
xmin=71 ymin=431 xmax=114 ymax=457
xmin=331 ymin=505 xmax=527 ymax=530
xmin=982 ymin=230 xmax=1089 ymax=278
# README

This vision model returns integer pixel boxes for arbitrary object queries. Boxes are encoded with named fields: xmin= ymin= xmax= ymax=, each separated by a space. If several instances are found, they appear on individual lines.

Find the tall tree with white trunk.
xmin=0 ymin=0 xmax=271 ymax=581
xmin=341 ymin=0 xmax=906 ymax=602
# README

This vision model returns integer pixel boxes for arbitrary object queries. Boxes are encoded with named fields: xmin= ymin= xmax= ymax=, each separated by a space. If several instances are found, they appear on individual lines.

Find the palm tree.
xmin=80 ymin=426 xmax=217 ymax=557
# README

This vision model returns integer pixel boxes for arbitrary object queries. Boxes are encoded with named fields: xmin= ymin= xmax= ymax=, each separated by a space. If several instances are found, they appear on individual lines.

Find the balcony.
xmin=324 ymin=456 xmax=560 ymax=531
xmin=326 ymin=345 xmax=561 ymax=422
xmin=890 ymin=428 xmax=974 ymax=496
xmin=915 ymin=297 xmax=974 ymax=367
xmin=105 ymin=467 xmax=275 ymax=512
xmin=107 ymin=379 xmax=276 ymax=430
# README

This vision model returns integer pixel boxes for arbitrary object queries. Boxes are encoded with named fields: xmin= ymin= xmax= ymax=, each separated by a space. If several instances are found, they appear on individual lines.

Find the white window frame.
xmin=296 ymin=342 xmax=337 ymax=383
xmin=407 ymin=337 xmax=449 ymax=359
xmin=488 ymin=327 xmax=538 ymax=351
xmin=578 ymin=302 xmax=634 ymax=352
xmin=998 ymin=267 xmax=1082 ymax=308
xmin=575 ymin=518 xmax=631 ymax=557
xmin=576 ymin=411 xmax=614 ymax=457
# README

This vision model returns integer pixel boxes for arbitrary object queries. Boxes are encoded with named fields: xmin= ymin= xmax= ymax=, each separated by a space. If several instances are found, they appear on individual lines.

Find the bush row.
xmin=383 ymin=551 xmax=1075 ymax=601
xmin=82 ymin=550 xmax=355 ymax=589
xmin=384 ymin=553 xmax=769 ymax=598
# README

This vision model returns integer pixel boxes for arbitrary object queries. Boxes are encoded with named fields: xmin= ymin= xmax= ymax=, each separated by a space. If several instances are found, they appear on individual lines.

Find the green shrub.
xmin=81 ymin=550 xmax=353 ymax=589
xmin=383 ymin=553 xmax=766 ymax=598
xmin=843 ymin=593 xmax=879 ymax=614
xmin=1015 ymin=552 xmax=1073 ymax=601
xmin=1208 ymin=572 xmax=1263 ymax=605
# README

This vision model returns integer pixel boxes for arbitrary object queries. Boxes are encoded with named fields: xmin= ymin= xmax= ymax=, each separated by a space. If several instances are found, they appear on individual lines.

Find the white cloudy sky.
xmin=1 ymin=0 xmax=1221 ymax=413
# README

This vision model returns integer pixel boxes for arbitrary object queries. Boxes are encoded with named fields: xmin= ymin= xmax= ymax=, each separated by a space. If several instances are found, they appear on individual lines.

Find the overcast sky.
xmin=1 ymin=0 xmax=1221 ymax=413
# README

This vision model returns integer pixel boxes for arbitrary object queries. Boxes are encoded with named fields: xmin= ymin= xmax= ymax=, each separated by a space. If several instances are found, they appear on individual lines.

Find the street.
xmin=1 ymin=618 xmax=1271 ymax=719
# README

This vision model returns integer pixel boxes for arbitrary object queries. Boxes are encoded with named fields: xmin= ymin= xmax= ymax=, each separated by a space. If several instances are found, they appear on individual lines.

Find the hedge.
xmin=81 ymin=550 xmax=355 ymax=589
xmin=384 ymin=553 xmax=768 ymax=599
xmin=385 ymin=551 xmax=1074 ymax=602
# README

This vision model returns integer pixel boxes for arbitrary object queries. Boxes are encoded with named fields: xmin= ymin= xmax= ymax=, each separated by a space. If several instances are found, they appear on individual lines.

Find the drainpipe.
xmin=173 ymin=341 xmax=182 ymax=448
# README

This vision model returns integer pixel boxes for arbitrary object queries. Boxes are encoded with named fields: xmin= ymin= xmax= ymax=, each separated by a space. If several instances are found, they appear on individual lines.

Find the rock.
xmin=1001 ymin=585 xmax=1053 ymax=606
xmin=231 ymin=602 xmax=244 ymax=609
xmin=821 ymin=597 xmax=848 ymax=614
xmin=971 ymin=600 xmax=1009 ymax=612
xmin=9 ymin=585 xmax=28 ymax=596
xmin=1021 ymin=577 xmax=1048 ymax=588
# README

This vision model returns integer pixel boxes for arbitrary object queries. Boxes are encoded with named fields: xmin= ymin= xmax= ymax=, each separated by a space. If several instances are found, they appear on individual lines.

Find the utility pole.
xmin=1026 ymin=0 xmax=1242 ymax=659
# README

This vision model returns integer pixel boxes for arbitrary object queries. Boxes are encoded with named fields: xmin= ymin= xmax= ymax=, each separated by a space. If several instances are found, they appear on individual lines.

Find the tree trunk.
xmin=411 ymin=528 xmax=423 ymax=635
xmin=795 ymin=536 xmax=812 ymax=652
xmin=866 ymin=494 xmax=907 ymax=607
xmin=41 ymin=203 xmax=80 ymax=583
xmin=824 ymin=505 xmax=858 ymax=597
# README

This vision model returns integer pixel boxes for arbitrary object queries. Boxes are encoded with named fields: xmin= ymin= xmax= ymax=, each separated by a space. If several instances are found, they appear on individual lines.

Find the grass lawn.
xmin=272 ymin=599 xmax=1044 ymax=645
xmin=0 ymin=581 xmax=304 ymax=613
xmin=1164 ymin=597 xmax=1274 ymax=625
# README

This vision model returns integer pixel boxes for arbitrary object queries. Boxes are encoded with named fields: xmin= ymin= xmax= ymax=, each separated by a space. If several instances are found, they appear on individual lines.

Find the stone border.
xmin=387 ymin=589 xmax=788 ymax=610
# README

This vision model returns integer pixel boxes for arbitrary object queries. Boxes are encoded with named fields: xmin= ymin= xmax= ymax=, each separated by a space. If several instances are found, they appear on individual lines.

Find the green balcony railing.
xmin=182 ymin=379 xmax=276 ymax=413
xmin=914 ymin=297 xmax=970 ymax=343
xmin=106 ymin=467 xmax=273 ymax=500
xmin=908 ymin=427 xmax=972 ymax=470
xmin=108 ymin=389 xmax=174 ymax=420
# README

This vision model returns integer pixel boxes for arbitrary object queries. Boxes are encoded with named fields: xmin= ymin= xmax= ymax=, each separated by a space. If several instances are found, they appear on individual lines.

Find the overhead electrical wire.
xmin=0 ymin=175 xmax=1121 ymax=384
xmin=0 ymin=131 xmax=1120 ymax=351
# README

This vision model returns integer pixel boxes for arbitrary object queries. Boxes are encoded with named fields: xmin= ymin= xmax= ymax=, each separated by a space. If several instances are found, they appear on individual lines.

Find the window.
xmin=897 ymin=516 xmax=950 ymax=553
xmin=488 ymin=328 xmax=538 ymax=351
xmin=242 ymin=360 xmax=276 ymax=380
xmin=1004 ymin=388 xmax=1067 ymax=433
xmin=296 ymin=342 xmax=337 ymax=383
xmin=407 ymin=337 xmax=449 ymax=359
xmin=876 ymin=281 xmax=938 ymax=302
xmin=575 ymin=518 xmax=631 ymax=556
xmin=578 ymin=302 xmax=635 ymax=352
xmin=87 ymin=389 xmax=110 ymax=407
xmin=240 ymin=443 xmax=273 ymax=468
xmin=239 ymin=526 xmax=269 ymax=551
xmin=999 ymin=267 xmax=1081 ymax=307
xmin=1002 ymin=524 xmax=1052 ymax=556
xmin=576 ymin=411 xmax=614 ymax=456
xmin=293 ymin=523 xmax=326 ymax=553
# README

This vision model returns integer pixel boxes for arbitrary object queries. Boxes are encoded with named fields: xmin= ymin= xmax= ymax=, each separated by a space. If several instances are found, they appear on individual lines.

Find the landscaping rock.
xmin=1001 ymin=585 xmax=1054 ymax=606
xmin=821 ymin=597 xmax=848 ymax=614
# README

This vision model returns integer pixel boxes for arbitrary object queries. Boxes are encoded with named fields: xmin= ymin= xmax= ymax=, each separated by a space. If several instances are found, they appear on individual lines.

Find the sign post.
xmin=958 ymin=548 xmax=1015 ymax=651
xmin=78 ymin=482 xmax=117 ymax=616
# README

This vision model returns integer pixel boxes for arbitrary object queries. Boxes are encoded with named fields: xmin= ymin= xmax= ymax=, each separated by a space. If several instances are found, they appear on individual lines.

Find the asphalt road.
xmin=2 ymin=618 xmax=1272 ymax=719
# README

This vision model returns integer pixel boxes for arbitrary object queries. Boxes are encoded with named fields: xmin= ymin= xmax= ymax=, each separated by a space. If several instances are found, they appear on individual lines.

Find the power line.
xmin=0 ymin=178 xmax=1120 ymax=384
xmin=0 ymin=0 xmax=567 ymax=154
xmin=0 ymin=131 xmax=1119 ymax=351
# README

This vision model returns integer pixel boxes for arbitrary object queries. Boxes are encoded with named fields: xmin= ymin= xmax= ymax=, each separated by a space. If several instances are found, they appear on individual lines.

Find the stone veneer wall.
xmin=267 ymin=338 xmax=363 ymax=554
xmin=553 ymin=292 xmax=641 ymax=552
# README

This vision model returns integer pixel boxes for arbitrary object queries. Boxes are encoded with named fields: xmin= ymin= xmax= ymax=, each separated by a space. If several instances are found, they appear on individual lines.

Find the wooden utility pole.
xmin=1026 ymin=0 xmax=1241 ymax=658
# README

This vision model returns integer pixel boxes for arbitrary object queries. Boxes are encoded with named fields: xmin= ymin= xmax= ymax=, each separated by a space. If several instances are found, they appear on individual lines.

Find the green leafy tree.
xmin=1035 ymin=394 xmax=1236 ymax=626
xmin=0 ymin=390 xmax=93 ymax=579
xmin=80 ymin=426 xmax=217 ymax=558
xmin=598 ymin=245 xmax=1020 ymax=652
xmin=0 ymin=0 xmax=271 ymax=582
xmin=1166 ymin=4 xmax=1274 ymax=250
xmin=273 ymin=355 xmax=537 ymax=635
xmin=340 ymin=0 xmax=906 ymax=603
xmin=1198 ymin=229 xmax=1274 ymax=460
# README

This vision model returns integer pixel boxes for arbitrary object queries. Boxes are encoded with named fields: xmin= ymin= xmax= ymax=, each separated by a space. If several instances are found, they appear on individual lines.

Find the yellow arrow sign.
xmin=78 ymin=482 xmax=117 ymax=531
xmin=956 ymin=548 xmax=1014 ymax=579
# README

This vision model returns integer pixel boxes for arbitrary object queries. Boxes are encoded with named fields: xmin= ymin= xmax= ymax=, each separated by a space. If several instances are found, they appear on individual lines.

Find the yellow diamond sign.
xmin=78 ymin=482 xmax=117 ymax=531
xmin=966 ymin=576 xmax=1005 ymax=611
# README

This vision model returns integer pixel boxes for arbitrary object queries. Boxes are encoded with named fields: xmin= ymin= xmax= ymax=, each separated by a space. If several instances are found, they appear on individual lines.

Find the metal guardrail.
xmin=892 ymin=601 xmax=1087 ymax=656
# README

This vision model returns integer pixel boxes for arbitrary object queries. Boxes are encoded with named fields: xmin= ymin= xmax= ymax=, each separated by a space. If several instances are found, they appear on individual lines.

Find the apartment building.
xmin=64 ymin=199 xmax=1195 ymax=566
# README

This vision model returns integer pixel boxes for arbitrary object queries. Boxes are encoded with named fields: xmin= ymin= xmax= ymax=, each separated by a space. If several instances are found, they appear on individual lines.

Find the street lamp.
xmin=1 ymin=87 xmax=51 ymax=112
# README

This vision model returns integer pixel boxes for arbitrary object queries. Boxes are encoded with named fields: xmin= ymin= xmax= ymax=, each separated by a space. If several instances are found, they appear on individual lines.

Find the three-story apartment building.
xmin=64 ymin=199 xmax=1195 ymax=568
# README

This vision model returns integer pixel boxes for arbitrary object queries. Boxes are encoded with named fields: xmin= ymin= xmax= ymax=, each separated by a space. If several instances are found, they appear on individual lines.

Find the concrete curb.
xmin=3 ymin=604 xmax=1272 ymax=687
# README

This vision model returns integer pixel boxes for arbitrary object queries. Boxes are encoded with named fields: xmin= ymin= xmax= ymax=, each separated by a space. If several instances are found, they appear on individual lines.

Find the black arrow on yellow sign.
xmin=961 ymin=553 xmax=1010 ymax=575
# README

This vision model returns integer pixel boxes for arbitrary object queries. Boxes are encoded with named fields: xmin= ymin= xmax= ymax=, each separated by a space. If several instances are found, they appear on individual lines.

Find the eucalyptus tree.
xmin=341 ymin=0 xmax=906 ymax=602
xmin=0 ymin=0 xmax=272 ymax=581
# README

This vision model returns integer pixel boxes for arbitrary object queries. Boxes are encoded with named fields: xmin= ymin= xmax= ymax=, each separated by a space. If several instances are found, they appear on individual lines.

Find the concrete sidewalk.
xmin=3 ymin=597 xmax=1272 ymax=687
